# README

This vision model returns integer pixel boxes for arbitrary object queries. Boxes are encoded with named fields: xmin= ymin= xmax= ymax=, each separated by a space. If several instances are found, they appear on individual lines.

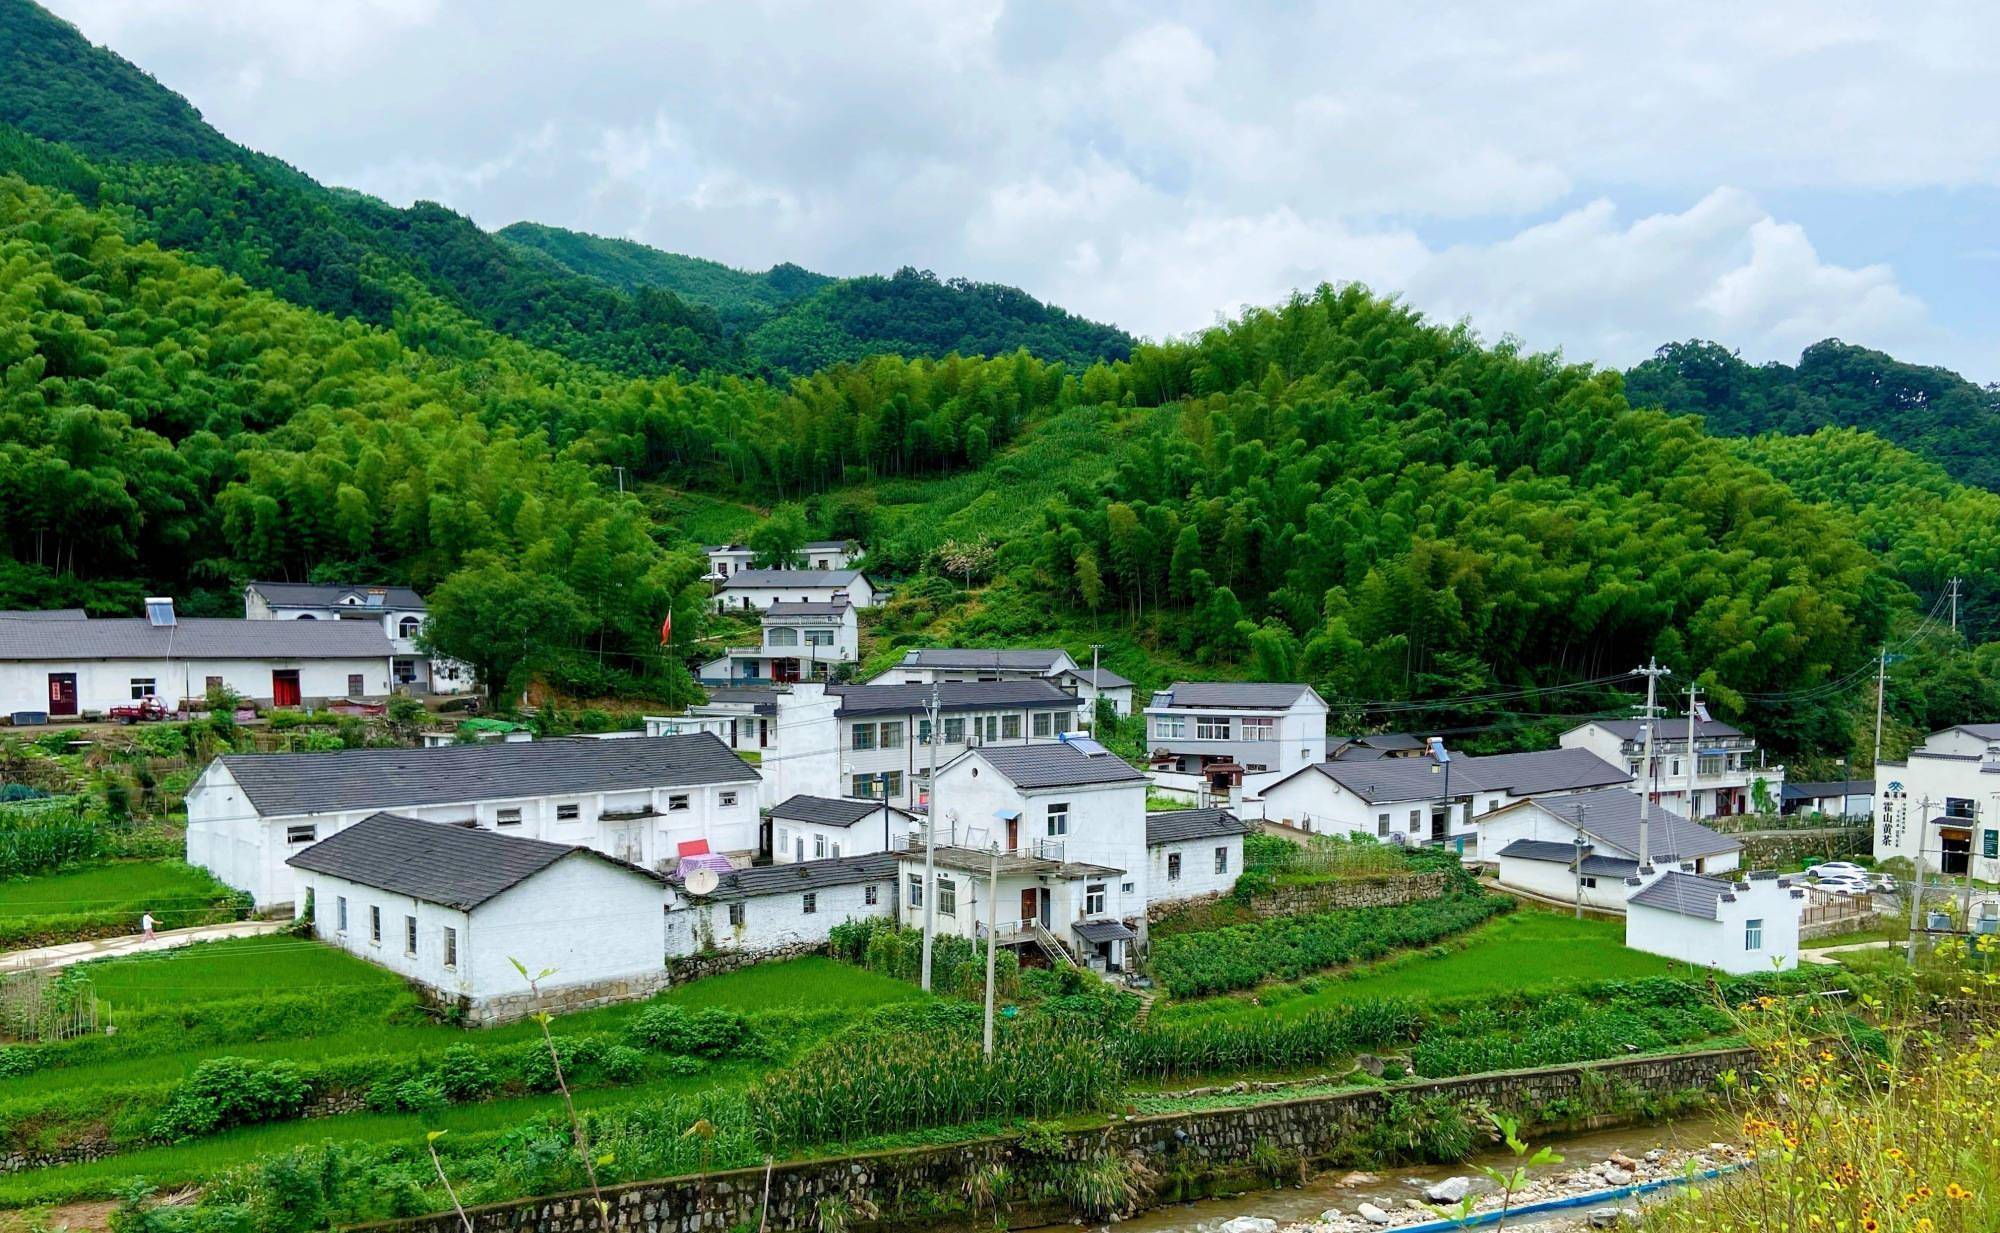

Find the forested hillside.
xmin=1627 ymin=339 xmax=2000 ymax=492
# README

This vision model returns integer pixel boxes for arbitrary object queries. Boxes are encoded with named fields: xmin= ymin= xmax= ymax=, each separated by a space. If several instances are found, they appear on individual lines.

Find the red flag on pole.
xmin=659 ymin=610 xmax=672 ymax=645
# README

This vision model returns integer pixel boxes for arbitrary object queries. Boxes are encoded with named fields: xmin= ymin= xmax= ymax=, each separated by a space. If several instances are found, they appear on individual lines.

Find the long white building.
xmin=712 ymin=569 xmax=876 ymax=612
xmin=243 ymin=581 xmax=471 ymax=695
xmin=188 ymin=733 xmax=761 ymax=907
xmin=829 ymin=679 xmax=1087 ymax=809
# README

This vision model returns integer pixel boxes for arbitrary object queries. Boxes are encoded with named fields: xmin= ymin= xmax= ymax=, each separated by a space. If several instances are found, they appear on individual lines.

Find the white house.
xmin=873 ymin=648 xmax=1079 ymax=685
xmin=1477 ymin=787 xmax=1742 ymax=911
xmin=1781 ymin=779 xmax=1874 ymax=819
xmin=1144 ymin=682 xmax=1329 ymax=796
xmin=187 ymin=733 xmax=761 ymax=908
xmin=699 ymin=601 xmax=858 ymax=685
xmin=287 ymin=812 xmax=670 ymax=1024
xmin=712 ymin=569 xmax=876 ymax=612
xmin=243 ymin=581 xmax=470 ymax=695
xmin=1874 ymin=723 xmax=2000 ymax=880
xmin=1560 ymin=717 xmax=1783 ymax=819
xmin=829 ymin=679 xmax=1087 ymax=809
xmin=1145 ymin=808 xmax=1251 ymax=906
xmin=666 ymin=852 xmax=897 ymax=963
xmin=1625 ymin=867 xmax=1803 ymax=974
xmin=704 ymin=541 xmax=860 ymax=579
xmin=895 ymin=843 xmax=1136 ymax=972
xmin=0 ymin=599 xmax=394 ymax=720
xmin=770 ymin=794 xmax=919 ymax=863
xmin=1260 ymin=747 xmax=1632 ymax=850
xmin=1060 ymin=667 xmax=1137 ymax=719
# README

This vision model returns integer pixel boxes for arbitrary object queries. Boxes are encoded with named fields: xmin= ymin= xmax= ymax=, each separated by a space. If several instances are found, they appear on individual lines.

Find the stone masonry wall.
xmin=1150 ymin=871 xmax=1449 ymax=928
xmin=663 ymin=941 xmax=826 ymax=985
xmin=349 ymin=1046 xmax=1752 ymax=1233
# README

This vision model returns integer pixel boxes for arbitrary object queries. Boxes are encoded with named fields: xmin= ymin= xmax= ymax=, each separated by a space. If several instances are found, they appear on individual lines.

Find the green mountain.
xmin=496 ymin=222 xmax=832 ymax=331
xmin=1626 ymin=339 xmax=2000 ymax=492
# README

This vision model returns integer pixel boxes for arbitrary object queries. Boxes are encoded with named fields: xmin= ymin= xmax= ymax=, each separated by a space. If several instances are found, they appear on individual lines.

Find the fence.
xmin=0 ymin=971 xmax=96 ymax=1042
xmin=1799 ymin=894 xmax=1877 ymax=939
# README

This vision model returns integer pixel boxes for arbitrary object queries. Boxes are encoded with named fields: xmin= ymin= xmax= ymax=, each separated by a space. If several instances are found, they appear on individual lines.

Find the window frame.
xmin=728 ymin=902 xmax=746 ymax=928
xmin=556 ymin=803 xmax=580 ymax=821
xmin=1214 ymin=846 xmax=1229 ymax=874
xmin=850 ymin=723 xmax=878 ymax=752
xmin=129 ymin=678 xmax=157 ymax=700
xmin=1745 ymin=918 xmax=1764 ymax=951
xmin=937 ymin=876 xmax=957 ymax=917
xmin=668 ymin=793 xmax=690 ymax=812
xmin=802 ymin=892 xmax=818 ymax=915
xmin=1046 ymin=802 xmax=1070 ymax=837
xmin=443 ymin=926 xmax=458 ymax=970
xmin=286 ymin=824 xmax=317 ymax=845
xmin=1195 ymin=716 xmax=1231 ymax=740
xmin=1167 ymin=852 xmax=1182 ymax=881
xmin=1085 ymin=882 xmax=1106 ymax=915
xmin=369 ymin=905 xmax=382 ymax=944
xmin=404 ymin=915 xmax=417 ymax=956
xmin=495 ymin=806 xmax=523 ymax=826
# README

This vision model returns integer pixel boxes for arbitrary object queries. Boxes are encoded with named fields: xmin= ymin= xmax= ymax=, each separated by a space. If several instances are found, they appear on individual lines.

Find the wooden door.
xmin=1019 ymin=888 xmax=1037 ymax=924
xmin=46 ymin=673 xmax=77 ymax=716
xmin=1005 ymin=815 xmax=1020 ymax=851
xmin=271 ymin=669 xmax=301 ymax=707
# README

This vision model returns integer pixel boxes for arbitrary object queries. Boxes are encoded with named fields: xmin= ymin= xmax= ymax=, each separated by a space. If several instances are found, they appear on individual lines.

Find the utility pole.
xmin=1088 ymin=643 xmax=1104 ymax=732
xmin=983 ymin=842 xmax=1000 ymax=1058
xmin=1684 ymin=684 xmax=1701 ymax=819
xmin=1634 ymin=658 xmax=1671 ymax=870
xmin=920 ymin=683 xmax=941 ymax=992
xmin=1907 ymin=796 xmax=1933 ymax=969
xmin=1873 ymin=645 xmax=1888 ymax=769
xmin=613 ymin=465 xmax=627 ymax=495
xmin=1572 ymin=834 xmax=1587 ymax=920
xmin=1950 ymin=575 xmax=1961 ymax=634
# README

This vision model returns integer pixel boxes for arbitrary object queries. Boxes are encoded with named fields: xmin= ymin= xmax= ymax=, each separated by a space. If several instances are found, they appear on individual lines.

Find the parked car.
xmin=1806 ymin=861 xmax=1868 ymax=881
xmin=1814 ymin=876 xmax=1873 ymax=898
xmin=1870 ymin=873 xmax=1900 ymax=893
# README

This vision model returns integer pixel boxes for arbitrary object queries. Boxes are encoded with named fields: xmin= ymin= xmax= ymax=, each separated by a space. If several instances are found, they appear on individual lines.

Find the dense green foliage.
xmin=828 ymin=917 xmax=1022 ymax=1000
xmin=1629 ymin=338 xmax=2000 ymax=493
xmin=0 ymin=796 xmax=98 ymax=876
xmin=498 ymin=222 xmax=833 ymax=330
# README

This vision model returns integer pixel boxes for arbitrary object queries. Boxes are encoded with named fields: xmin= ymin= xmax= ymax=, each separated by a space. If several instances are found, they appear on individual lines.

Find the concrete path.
xmin=0 ymin=918 xmax=285 ymax=973
xmin=1800 ymin=938 xmax=1901 ymax=966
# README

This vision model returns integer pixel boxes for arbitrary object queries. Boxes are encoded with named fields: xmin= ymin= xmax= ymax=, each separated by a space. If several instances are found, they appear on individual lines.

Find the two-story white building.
xmin=871 ymin=649 xmax=1137 ymax=719
xmin=699 ymin=601 xmax=859 ymax=685
xmin=243 ymin=581 xmax=471 ymax=695
xmin=1477 ymin=787 xmax=1742 ymax=911
xmin=1874 ymin=723 xmax=2000 ymax=880
xmin=0 ymin=599 xmax=396 ymax=719
xmin=288 ymin=812 xmax=670 ymax=1024
xmin=712 ymin=570 xmax=876 ymax=612
xmin=704 ymin=541 xmax=860 ymax=579
xmin=829 ymin=679 xmax=1087 ymax=809
xmin=1560 ymin=717 xmax=1782 ymax=819
xmin=1144 ymin=682 xmax=1329 ymax=797
xmin=770 ymin=794 xmax=920 ymax=863
xmin=187 ymin=733 xmax=762 ymax=908
xmin=1625 ymin=867 xmax=1803 ymax=974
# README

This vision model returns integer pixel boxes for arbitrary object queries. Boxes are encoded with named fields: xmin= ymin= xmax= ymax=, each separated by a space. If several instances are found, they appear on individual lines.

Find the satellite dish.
xmin=685 ymin=868 xmax=719 ymax=896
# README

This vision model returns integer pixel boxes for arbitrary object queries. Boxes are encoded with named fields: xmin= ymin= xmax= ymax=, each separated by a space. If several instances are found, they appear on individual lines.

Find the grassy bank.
xmin=0 ymin=860 xmax=247 ymax=949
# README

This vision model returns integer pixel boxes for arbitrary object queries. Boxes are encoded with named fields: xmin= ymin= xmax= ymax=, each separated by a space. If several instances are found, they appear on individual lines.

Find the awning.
xmin=1073 ymin=919 xmax=1137 ymax=945
xmin=992 ymin=808 xmax=1022 ymax=821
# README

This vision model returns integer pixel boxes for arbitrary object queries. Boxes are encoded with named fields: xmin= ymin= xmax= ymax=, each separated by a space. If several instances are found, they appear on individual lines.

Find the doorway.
xmin=1941 ymin=827 xmax=1972 ymax=876
xmin=1019 ymin=888 xmax=1037 ymax=925
xmin=46 ymin=673 xmax=77 ymax=717
xmin=271 ymin=670 xmax=301 ymax=707
xmin=1005 ymin=814 xmax=1020 ymax=852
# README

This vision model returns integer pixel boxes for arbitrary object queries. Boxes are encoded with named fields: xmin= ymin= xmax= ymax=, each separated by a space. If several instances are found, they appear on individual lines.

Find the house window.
xmin=1033 ymin=712 xmax=1053 ymax=738
xmin=852 ymin=775 xmax=876 ymax=799
xmin=556 ymin=803 xmax=580 ymax=820
xmin=768 ymin=626 xmax=799 ymax=647
xmin=443 ymin=926 xmax=458 ymax=969
xmin=851 ymin=724 xmax=878 ymax=751
xmin=907 ymin=874 xmax=925 ymax=907
xmin=814 ymin=833 xmax=827 ymax=859
xmin=130 ymin=678 xmax=157 ymax=700
xmin=1669 ymin=758 xmax=1680 ymax=777
xmin=1154 ymin=716 xmax=1185 ymax=739
xmin=347 ymin=674 xmax=365 ymax=696
xmin=1121 ymin=880 xmax=1135 ymax=894
xmin=1196 ymin=717 xmax=1230 ymax=740
xmin=1046 ymin=802 xmax=1070 ymax=837
xmin=720 ymin=791 xmax=738 ymax=808
xmin=668 ymin=794 xmax=690 ymax=811
xmin=1241 ymin=718 xmax=1274 ymax=741
xmin=369 ymin=905 xmax=381 ymax=944
xmin=883 ymin=771 xmax=903 ymax=798
xmin=286 ymin=824 xmax=317 ymax=845
xmin=981 ymin=715 xmax=1000 ymax=741
xmin=205 ymin=675 xmax=224 ymax=693
xmin=805 ymin=629 xmax=834 ymax=647
xmin=729 ymin=903 xmax=745 ymax=928
xmin=1745 ymin=919 xmax=1763 ymax=951
xmin=1697 ymin=756 xmax=1724 ymax=776
xmin=1409 ymin=809 xmax=1422 ymax=833
xmin=879 ymin=722 xmax=904 ymax=749
xmin=943 ymin=717 xmax=966 ymax=743
xmin=496 ymin=807 xmax=522 ymax=826
xmin=1167 ymin=853 xmax=1182 ymax=881
xmin=1002 ymin=714 xmax=1022 ymax=740
xmin=1627 ymin=760 xmax=1642 ymax=777
xmin=404 ymin=916 xmax=417 ymax=955
xmin=1376 ymin=813 xmax=1390 ymax=837
xmin=399 ymin=616 xmax=421 ymax=639
xmin=1085 ymin=883 xmax=1106 ymax=915
xmin=1052 ymin=712 xmax=1071 ymax=735
xmin=1946 ymin=797 xmax=1977 ymax=820
xmin=917 ymin=718 xmax=933 ymax=744
xmin=802 ymin=892 xmax=818 ymax=915
xmin=937 ymin=877 xmax=957 ymax=916
xmin=1214 ymin=846 xmax=1229 ymax=874
xmin=865 ymin=884 xmax=879 ymax=906
xmin=336 ymin=896 xmax=348 ymax=933
xmin=1581 ymin=876 xmax=1598 ymax=889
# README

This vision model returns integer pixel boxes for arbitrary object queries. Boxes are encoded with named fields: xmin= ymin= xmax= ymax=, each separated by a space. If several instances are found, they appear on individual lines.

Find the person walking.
xmin=140 ymin=911 xmax=155 ymax=941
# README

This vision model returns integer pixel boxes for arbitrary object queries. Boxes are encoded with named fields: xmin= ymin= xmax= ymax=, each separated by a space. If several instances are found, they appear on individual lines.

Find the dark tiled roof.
xmin=1155 ymin=682 xmax=1318 ymax=709
xmin=692 ymin=852 xmax=898 ymax=902
xmin=974 ymin=742 xmax=1148 ymax=789
xmin=1074 ymin=919 xmax=1137 ymax=944
xmin=1062 ymin=667 xmax=1134 ymax=689
xmin=1459 ymin=749 xmax=1632 ymax=795
xmin=770 ymin=795 xmax=911 ymax=829
xmin=1497 ymin=838 xmax=1639 ymax=878
xmin=832 ymin=679 xmax=1083 ymax=717
xmin=1628 ymin=870 xmax=1734 ymax=920
xmin=219 ymin=733 xmax=758 ymax=816
xmin=1146 ymin=808 xmax=1251 ymax=846
xmin=0 ymin=609 xmax=87 ymax=622
xmin=1943 ymin=723 xmax=2000 ymax=741
xmin=0 ymin=617 xmax=394 ymax=661
xmin=248 ymin=582 xmax=426 ymax=610
xmin=1584 ymin=718 xmax=1746 ymax=743
xmin=901 ymin=648 xmax=1067 ymax=671
xmin=765 ymin=601 xmax=852 ymax=617
xmin=1302 ymin=759 xmax=1456 ymax=804
xmin=1527 ymin=787 xmax=1739 ymax=863
xmin=719 ymin=569 xmax=866 ymax=589
xmin=1357 ymin=733 xmax=1425 ymax=752
xmin=1782 ymin=779 xmax=1873 ymax=800
xmin=285 ymin=812 xmax=659 ymax=910
xmin=695 ymin=687 xmax=780 ymax=714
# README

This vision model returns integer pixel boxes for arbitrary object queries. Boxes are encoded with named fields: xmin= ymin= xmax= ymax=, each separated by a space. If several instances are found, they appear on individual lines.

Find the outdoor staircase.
xmin=1027 ymin=920 xmax=1078 ymax=969
xmin=1131 ymin=988 xmax=1158 ymax=1028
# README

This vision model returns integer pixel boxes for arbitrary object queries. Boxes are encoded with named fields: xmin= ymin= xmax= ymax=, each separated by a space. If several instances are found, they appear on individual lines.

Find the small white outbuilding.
xmin=287 ymin=812 xmax=670 ymax=1024
xmin=1624 ymin=867 xmax=1803 ymax=974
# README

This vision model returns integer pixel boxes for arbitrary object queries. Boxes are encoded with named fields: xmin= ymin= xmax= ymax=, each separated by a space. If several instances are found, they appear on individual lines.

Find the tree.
xmin=933 ymin=538 xmax=997 ymax=588
xmin=421 ymin=559 xmax=587 ymax=705
xmin=748 ymin=505 xmax=808 ymax=568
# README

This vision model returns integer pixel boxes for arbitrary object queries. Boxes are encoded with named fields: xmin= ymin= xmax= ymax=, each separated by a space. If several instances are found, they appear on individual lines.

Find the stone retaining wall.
xmin=1738 ymin=828 xmax=1870 ymax=867
xmin=349 ymin=1047 xmax=1752 ymax=1233
xmin=663 ymin=941 xmax=825 ymax=985
xmin=1150 ymin=872 xmax=1450 ymax=929
xmin=1 ymin=1140 xmax=115 ymax=1176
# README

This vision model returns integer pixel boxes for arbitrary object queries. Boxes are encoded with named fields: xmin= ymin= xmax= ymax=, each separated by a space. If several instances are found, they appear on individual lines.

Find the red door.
xmin=1005 ymin=815 xmax=1020 ymax=851
xmin=271 ymin=670 xmax=301 ymax=707
xmin=47 ymin=673 xmax=77 ymax=717
xmin=1019 ymin=888 xmax=1037 ymax=924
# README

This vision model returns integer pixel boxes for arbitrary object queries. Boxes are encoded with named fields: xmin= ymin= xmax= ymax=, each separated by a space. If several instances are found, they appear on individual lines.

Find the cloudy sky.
xmin=44 ymin=0 xmax=2000 ymax=379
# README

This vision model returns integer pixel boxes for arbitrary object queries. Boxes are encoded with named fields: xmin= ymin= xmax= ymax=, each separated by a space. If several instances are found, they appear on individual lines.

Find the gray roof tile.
xmin=1585 ymin=718 xmax=1746 ymax=742
xmin=1155 ymin=682 xmax=1318 ymax=709
xmin=1063 ymin=667 xmax=1134 ymax=688
xmin=1458 ymin=748 xmax=1633 ymax=795
xmin=770 ymin=795 xmax=912 ymax=829
xmin=1526 ymin=787 xmax=1739 ymax=863
xmin=688 ymin=852 xmax=899 ymax=902
xmin=285 ymin=812 xmax=660 ymax=910
xmin=1628 ymin=870 xmax=1734 ymax=920
xmin=973 ymin=742 xmax=1148 ymax=789
xmin=901 ymin=648 xmax=1067 ymax=671
xmin=719 ymin=569 xmax=866 ymax=589
xmin=248 ymin=582 xmax=426 ymax=610
xmin=0 ymin=617 xmax=394 ymax=661
xmin=1146 ymin=808 xmax=1251 ymax=846
xmin=219 ymin=733 xmax=758 ymax=816
xmin=0 ymin=609 xmax=87 ymax=622
xmin=831 ymin=679 xmax=1082 ymax=717
xmin=1496 ymin=838 xmax=1639 ymax=878
xmin=765 ymin=601 xmax=852 ymax=617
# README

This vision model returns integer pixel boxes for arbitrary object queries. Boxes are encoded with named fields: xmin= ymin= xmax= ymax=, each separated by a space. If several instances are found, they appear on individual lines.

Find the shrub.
xmin=629 ymin=1005 xmax=747 ymax=1057
xmin=433 ymin=1044 xmax=497 ymax=1101
xmin=152 ymin=1057 xmax=311 ymax=1141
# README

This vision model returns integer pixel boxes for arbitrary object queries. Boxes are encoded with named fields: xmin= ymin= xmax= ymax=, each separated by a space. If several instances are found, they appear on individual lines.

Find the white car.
xmin=1814 ymin=876 xmax=1872 ymax=898
xmin=1807 ymin=861 xmax=1868 ymax=880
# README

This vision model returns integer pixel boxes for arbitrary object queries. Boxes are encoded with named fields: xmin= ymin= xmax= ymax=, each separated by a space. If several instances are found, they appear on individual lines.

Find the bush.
xmin=152 ymin=1057 xmax=311 ymax=1141
xmin=628 ymin=1005 xmax=748 ymax=1057
xmin=433 ymin=1044 xmax=497 ymax=1101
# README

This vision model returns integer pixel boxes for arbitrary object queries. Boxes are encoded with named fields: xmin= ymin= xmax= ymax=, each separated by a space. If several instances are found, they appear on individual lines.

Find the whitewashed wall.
xmin=1146 ymin=835 xmax=1243 ymax=905
xmin=665 ymin=877 xmax=890 ymax=958
xmin=3 ymin=656 xmax=391 ymax=716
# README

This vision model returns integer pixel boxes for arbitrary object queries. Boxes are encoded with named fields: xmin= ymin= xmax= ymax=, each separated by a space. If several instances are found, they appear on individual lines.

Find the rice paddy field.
xmin=0 ymin=860 xmax=244 ymax=944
